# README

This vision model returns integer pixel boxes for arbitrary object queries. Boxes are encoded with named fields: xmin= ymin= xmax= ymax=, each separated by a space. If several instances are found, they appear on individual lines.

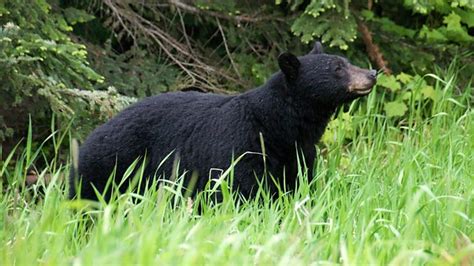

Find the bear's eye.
xmin=334 ymin=61 xmax=345 ymax=74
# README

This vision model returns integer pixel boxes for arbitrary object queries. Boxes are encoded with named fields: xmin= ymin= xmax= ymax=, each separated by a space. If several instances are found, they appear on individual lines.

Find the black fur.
xmin=69 ymin=42 xmax=376 ymax=200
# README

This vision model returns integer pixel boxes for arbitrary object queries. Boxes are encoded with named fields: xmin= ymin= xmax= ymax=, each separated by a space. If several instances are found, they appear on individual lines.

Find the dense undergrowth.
xmin=0 ymin=68 xmax=472 ymax=265
xmin=2 ymin=0 xmax=473 ymax=148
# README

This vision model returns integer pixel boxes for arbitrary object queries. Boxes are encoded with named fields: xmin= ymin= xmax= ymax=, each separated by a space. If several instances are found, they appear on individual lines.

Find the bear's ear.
xmin=310 ymin=41 xmax=324 ymax=54
xmin=278 ymin=52 xmax=300 ymax=81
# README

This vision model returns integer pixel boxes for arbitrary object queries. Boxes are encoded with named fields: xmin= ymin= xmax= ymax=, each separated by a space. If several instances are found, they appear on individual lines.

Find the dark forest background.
xmin=1 ymin=0 xmax=473 ymax=158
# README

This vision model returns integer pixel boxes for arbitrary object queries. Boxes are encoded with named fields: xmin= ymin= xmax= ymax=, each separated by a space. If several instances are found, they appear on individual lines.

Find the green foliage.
xmin=288 ymin=0 xmax=474 ymax=47
xmin=62 ymin=7 xmax=95 ymax=25
xmin=289 ymin=0 xmax=356 ymax=50
xmin=378 ymin=71 xmax=447 ymax=118
xmin=417 ymin=10 xmax=474 ymax=43
xmin=321 ymin=59 xmax=469 ymax=146
xmin=89 ymin=43 xmax=182 ymax=97
xmin=321 ymin=111 xmax=353 ymax=144
xmin=0 ymin=0 xmax=134 ymax=144
xmin=384 ymin=101 xmax=408 ymax=117
xmin=284 ymin=0 xmax=473 ymax=74
xmin=442 ymin=12 xmax=474 ymax=42
xmin=377 ymin=75 xmax=401 ymax=92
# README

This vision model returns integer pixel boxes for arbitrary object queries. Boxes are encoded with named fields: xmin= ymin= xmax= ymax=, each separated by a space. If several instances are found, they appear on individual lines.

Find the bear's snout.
xmin=369 ymin=70 xmax=377 ymax=80
xmin=347 ymin=65 xmax=377 ymax=95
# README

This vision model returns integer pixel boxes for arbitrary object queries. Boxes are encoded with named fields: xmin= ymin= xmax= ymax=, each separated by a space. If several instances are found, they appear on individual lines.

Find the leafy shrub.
xmin=0 ymin=0 xmax=135 ymax=148
xmin=286 ymin=0 xmax=473 ymax=74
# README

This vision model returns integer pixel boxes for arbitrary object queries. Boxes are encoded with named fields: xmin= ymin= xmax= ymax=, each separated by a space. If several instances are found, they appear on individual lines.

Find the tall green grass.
xmin=0 ymin=67 xmax=472 ymax=265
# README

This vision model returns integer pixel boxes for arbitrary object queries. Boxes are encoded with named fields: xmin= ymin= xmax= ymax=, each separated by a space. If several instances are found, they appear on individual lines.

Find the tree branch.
xmin=168 ymin=0 xmax=285 ymax=24
xmin=357 ymin=20 xmax=392 ymax=75
xmin=101 ymin=0 xmax=247 ymax=92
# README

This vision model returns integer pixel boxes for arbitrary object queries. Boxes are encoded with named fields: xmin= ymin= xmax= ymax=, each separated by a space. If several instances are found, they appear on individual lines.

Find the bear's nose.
xmin=368 ymin=70 xmax=377 ymax=80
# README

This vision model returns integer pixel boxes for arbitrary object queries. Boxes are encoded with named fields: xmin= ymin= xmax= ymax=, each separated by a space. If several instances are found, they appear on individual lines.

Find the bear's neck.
xmin=241 ymin=73 xmax=336 ymax=149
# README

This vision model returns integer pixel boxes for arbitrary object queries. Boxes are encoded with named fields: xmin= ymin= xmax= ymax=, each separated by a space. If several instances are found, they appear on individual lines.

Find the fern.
xmin=292 ymin=10 xmax=356 ymax=50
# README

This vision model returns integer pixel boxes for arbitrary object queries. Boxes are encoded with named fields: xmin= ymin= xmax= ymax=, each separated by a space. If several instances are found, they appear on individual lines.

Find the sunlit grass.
xmin=0 ymin=67 xmax=472 ymax=265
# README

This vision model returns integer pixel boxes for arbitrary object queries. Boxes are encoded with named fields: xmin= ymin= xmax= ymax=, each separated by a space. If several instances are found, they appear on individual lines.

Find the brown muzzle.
xmin=348 ymin=65 xmax=377 ymax=95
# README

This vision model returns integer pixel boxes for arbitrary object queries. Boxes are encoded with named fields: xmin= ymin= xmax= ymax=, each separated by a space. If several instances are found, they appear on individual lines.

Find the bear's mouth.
xmin=347 ymin=66 xmax=377 ymax=96
xmin=348 ymin=79 xmax=376 ymax=95
xmin=351 ymin=87 xmax=373 ymax=95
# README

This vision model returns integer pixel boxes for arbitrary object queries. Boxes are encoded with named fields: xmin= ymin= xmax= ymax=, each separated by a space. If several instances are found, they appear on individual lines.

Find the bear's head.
xmin=278 ymin=41 xmax=377 ymax=107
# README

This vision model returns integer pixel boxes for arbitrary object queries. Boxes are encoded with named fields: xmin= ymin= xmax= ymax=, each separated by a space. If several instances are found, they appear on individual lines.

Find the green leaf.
xmin=305 ymin=0 xmax=338 ymax=18
xmin=443 ymin=12 xmax=474 ymax=42
xmin=360 ymin=10 xmax=374 ymax=21
xmin=56 ymin=16 xmax=73 ymax=32
xmin=404 ymin=0 xmax=451 ymax=14
xmin=419 ymin=25 xmax=448 ymax=42
xmin=384 ymin=101 xmax=408 ymax=117
xmin=321 ymin=111 xmax=353 ymax=144
xmin=402 ymin=91 xmax=412 ymax=101
xmin=377 ymin=74 xmax=401 ymax=91
xmin=396 ymin=73 xmax=413 ymax=84
xmin=421 ymin=86 xmax=438 ymax=101
xmin=455 ymin=8 xmax=474 ymax=27
xmin=36 ymin=0 xmax=51 ymax=13
xmin=292 ymin=11 xmax=357 ymax=49
xmin=63 ymin=7 xmax=95 ymax=25
xmin=444 ymin=12 xmax=462 ymax=28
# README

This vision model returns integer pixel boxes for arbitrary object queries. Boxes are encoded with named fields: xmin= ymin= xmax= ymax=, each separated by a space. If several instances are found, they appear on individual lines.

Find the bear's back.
xmin=79 ymin=91 xmax=235 ymax=159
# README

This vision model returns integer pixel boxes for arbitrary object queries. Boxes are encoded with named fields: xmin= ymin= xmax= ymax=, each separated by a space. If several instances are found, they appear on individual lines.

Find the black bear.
xmin=69 ymin=42 xmax=377 ymax=200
